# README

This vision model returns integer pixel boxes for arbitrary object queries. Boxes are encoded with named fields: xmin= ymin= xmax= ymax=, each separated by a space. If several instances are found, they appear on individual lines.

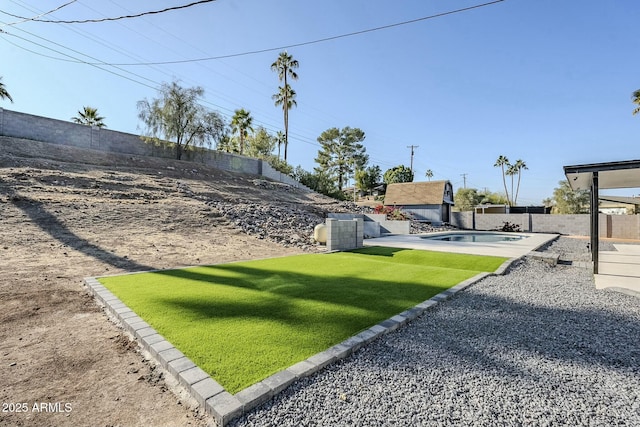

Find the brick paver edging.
xmin=83 ymin=256 xmax=519 ymax=426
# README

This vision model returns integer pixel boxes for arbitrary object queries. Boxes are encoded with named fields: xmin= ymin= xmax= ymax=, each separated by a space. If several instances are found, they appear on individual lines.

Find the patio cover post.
xmin=564 ymin=159 xmax=640 ymax=277
xmin=590 ymin=172 xmax=599 ymax=274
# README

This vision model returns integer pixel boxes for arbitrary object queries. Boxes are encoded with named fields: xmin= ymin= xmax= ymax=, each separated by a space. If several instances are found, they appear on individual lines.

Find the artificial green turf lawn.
xmin=98 ymin=246 xmax=507 ymax=394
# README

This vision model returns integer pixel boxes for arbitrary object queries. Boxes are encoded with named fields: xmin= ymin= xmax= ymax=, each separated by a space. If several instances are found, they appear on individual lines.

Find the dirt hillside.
xmin=0 ymin=137 xmax=351 ymax=427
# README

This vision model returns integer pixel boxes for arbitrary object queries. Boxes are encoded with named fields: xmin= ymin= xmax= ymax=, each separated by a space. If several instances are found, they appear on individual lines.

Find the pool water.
xmin=420 ymin=233 xmax=526 ymax=243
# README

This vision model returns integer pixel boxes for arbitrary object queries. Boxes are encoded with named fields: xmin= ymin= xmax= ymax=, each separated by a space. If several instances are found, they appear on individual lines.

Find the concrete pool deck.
xmin=363 ymin=231 xmax=559 ymax=258
xmin=595 ymin=243 xmax=640 ymax=297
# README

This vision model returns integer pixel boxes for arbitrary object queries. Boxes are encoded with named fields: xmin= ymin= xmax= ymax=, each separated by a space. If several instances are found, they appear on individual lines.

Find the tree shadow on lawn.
xmin=156 ymin=293 xmax=390 ymax=341
xmin=151 ymin=262 xmax=467 ymax=318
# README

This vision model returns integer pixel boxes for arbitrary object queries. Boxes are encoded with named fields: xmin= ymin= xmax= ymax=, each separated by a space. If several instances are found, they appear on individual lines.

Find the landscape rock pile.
xmin=410 ymin=221 xmax=457 ymax=234
xmin=206 ymin=200 xmax=325 ymax=250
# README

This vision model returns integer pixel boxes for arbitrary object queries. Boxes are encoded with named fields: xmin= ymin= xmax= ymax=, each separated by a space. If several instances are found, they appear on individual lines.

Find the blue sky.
xmin=2 ymin=0 xmax=639 ymax=204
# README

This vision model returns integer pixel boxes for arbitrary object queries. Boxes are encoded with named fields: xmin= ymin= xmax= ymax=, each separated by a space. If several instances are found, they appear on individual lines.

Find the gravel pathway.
xmin=230 ymin=237 xmax=640 ymax=427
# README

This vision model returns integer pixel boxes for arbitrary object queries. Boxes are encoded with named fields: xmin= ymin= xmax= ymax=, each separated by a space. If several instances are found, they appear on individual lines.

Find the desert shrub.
xmin=500 ymin=221 xmax=521 ymax=232
xmin=373 ymin=205 xmax=411 ymax=220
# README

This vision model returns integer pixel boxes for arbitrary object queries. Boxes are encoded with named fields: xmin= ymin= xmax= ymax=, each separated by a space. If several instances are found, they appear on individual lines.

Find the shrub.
xmin=373 ymin=205 xmax=411 ymax=221
xmin=500 ymin=221 xmax=521 ymax=232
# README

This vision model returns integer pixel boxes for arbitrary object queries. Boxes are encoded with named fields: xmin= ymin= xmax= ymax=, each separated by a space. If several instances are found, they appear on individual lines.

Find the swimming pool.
xmin=364 ymin=231 xmax=557 ymax=258
xmin=420 ymin=232 xmax=527 ymax=243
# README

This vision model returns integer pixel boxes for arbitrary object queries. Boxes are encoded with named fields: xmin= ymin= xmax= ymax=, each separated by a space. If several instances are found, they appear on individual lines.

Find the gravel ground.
xmin=230 ymin=237 xmax=640 ymax=427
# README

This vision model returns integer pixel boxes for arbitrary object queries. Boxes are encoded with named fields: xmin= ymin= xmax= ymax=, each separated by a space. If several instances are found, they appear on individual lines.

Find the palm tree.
xmin=506 ymin=164 xmax=518 ymax=206
xmin=271 ymin=51 xmax=299 ymax=162
xmin=272 ymin=84 xmax=297 ymax=158
xmin=425 ymin=169 xmax=434 ymax=181
xmin=513 ymin=159 xmax=528 ymax=205
xmin=632 ymin=89 xmax=640 ymax=116
xmin=494 ymin=155 xmax=511 ymax=206
xmin=0 ymin=77 xmax=13 ymax=103
xmin=231 ymin=108 xmax=253 ymax=155
xmin=72 ymin=106 xmax=106 ymax=128
xmin=274 ymin=131 xmax=285 ymax=161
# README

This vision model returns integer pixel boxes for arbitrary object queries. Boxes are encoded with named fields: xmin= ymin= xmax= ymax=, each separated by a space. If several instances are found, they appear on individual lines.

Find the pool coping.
xmin=83 ymin=254 xmax=521 ymax=426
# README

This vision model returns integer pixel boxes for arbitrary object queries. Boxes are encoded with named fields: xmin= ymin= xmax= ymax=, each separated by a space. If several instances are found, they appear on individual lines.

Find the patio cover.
xmin=564 ymin=159 xmax=640 ymax=273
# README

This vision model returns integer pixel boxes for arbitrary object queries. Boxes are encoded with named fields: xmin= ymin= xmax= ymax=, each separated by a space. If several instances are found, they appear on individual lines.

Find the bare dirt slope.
xmin=0 ymin=137 xmax=345 ymax=427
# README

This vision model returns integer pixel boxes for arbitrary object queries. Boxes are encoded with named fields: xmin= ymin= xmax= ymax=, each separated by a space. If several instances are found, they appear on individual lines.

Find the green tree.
xmin=632 ymin=89 xmax=640 ymax=115
xmin=479 ymin=190 xmax=509 ymax=205
xmin=216 ymin=134 xmax=236 ymax=153
xmin=551 ymin=180 xmax=590 ymax=214
xmin=425 ymin=169 xmax=434 ymax=181
xmin=266 ymin=157 xmax=294 ymax=175
xmin=293 ymin=166 xmax=344 ymax=199
xmin=71 ymin=106 xmax=106 ymax=128
xmin=271 ymin=51 xmax=299 ymax=162
xmin=246 ymin=127 xmax=275 ymax=159
xmin=494 ymin=155 xmax=511 ymax=206
xmin=137 ymin=81 xmax=226 ymax=160
xmin=355 ymin=165 xmax=381 ymax=194
xmin=315 ymin=127 xmax=368 ymax=192
xmin=454 ymin=188 xmax=481 ymax=211
xmin=231 ymin=108 xmax=253 ymax=156
xmin=0 ymin=77 xmax=13 ymax=103
xmin=383 ymin=165 xmax=414 ymax=184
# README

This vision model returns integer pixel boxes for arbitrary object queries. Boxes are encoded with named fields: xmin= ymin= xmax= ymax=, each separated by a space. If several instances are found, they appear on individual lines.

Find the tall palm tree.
xmin=425 ymin=169 xmax=434 ymax=181
xmin=231 ymin=108 xmax=253 ymax=155
xmin=513 ymin=159 xmax=528 ymax=205
xmin=274 ymin=131 xmax=285 ymax=161
xmin=506 ymin=164 xmax=518 ymax=206
xmin=494 ymin=155 xmax=511 ymax=206
xmin=272 ymin=84 xmax=297 ymax=159
xmin=0 ymin=77 xmax=14 ymax=103
xmin=271 ymin=51 xmax=299 ymax=162
xmin=72 ymin=106 xmax=106 ymax=128
xmin=632 ymin=89 xmax=640 ymax=116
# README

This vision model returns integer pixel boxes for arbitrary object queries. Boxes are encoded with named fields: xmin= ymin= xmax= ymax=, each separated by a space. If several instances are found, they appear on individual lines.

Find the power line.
xmin=2 ymin=0 xmax=216 ymax=24
xmin=0 ymin=0 xmax=77 ymax=27
xmin=77 ymin=0 xmax=506 ymax=66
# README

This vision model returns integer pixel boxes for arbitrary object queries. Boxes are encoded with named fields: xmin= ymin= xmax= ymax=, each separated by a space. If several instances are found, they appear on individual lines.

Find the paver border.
xmin=84 ymin=255 xmax=522 ymax=426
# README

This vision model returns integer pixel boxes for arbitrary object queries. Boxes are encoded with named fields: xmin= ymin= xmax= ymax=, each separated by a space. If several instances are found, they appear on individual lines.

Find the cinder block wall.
xmin=609 ymin=214 xmax=640 ymax=240
xmin=327 ymin=213 xmax=409 ymax=236
xmin=0 ymin=108 xmax=310 ymax=187
xmin=474 ymin=213 xmax=529 ymax=232
xmin=326 ymin=218 xmax=364 ymax=251
xmin=260 ymin=162 xmax=313 ymax=192
xmin=451 ymin=211 xmax=639 ymax=239
xmin=529 ymin=214 xmax=591 ymax=235
xmin=451 ymin=212 xmax=473 ymax=229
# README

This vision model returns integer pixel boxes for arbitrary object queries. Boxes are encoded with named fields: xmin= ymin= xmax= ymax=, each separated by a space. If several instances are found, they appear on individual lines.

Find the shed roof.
xmin=384 ymin=181 xmax=451 ymax=206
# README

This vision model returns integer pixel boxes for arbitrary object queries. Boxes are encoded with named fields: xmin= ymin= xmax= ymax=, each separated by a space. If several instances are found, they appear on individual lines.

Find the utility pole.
xmin=461 ymin=173 xmax=468 ymax=189
xmin=407 ymin=145 xmax=419 ymax=173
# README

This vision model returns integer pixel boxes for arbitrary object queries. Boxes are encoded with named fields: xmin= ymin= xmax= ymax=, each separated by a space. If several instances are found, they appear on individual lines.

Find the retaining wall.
xmin=0 ymin=108 xmax=311 ymax=191
xmin=451 ymin=211 xmax=639 ymax=239
xmin=327 ymin=213 xmax=410 ymax=237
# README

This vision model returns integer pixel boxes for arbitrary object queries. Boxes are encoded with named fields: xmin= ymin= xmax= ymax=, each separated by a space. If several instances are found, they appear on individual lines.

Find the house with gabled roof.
xmin=384 ymin=180 xmax=454 ymax=225
xmin=598 ymin=195 xmax=640 ymax=215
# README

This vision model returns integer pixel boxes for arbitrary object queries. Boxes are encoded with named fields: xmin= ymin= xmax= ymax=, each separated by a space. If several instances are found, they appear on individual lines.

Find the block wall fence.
xmin=0 ymin=108 xmax=311 ymax=191
xmin=451 ymin=211 xmax=640 ymax=240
